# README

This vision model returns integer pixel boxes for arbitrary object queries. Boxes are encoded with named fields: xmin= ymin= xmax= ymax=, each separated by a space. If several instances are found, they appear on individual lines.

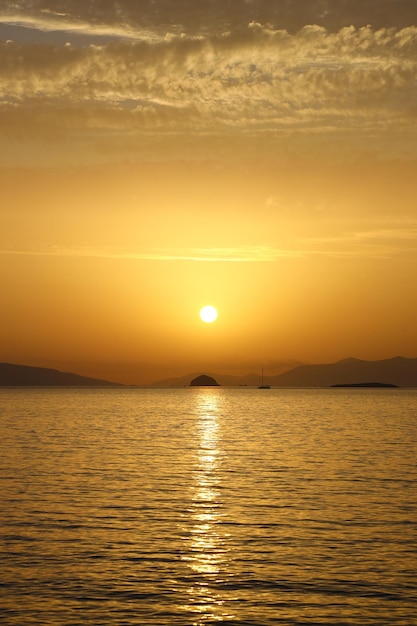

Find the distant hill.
xmin=5 ymin=357 xmax=415 ymax=388
xmin=151 ymin=357 xmax=417 ymax=388
xmin=0 ymin=363 xmax=124 ymax=387
xmin=151 ymin=361 xmax=300 ymax=387
xmin=270 ymin=356 xmax=417 ymax=387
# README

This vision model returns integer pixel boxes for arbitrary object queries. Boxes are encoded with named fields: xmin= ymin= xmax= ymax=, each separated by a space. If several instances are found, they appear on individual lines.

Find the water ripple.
xmin=0 ymin=387 xmax=416 ymax=625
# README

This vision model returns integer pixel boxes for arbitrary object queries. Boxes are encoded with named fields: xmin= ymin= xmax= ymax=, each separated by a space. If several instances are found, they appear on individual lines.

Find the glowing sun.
xmin=200 ymin=305 xmax=218 ymax=323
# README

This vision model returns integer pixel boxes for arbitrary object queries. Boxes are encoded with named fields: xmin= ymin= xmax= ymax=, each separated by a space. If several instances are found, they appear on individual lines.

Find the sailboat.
xmin=258 ymin=368 xmax=271 ymax=389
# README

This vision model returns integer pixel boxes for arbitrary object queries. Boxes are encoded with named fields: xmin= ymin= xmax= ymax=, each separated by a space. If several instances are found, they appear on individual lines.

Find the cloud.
xmin=0 ymin=244 xmax=297 ymax=262
xmin=0 ymin=10 xmax=159 ymax=43
xmin=140 ymin=247 xmax=298 ymax=262
xmin=2 ymin=221 xmax=416 ymax=262
xmin=302 ymin=223 xmax=417 ymax=259
xmin=0 ymin=23 xmax=416 ymax=142
xmin=1 ymin=1 xmax=416 ymax=37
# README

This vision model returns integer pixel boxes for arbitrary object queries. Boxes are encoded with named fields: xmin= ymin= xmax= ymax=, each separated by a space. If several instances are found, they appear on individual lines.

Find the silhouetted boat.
xmin=258 ymin=369 xmax=270 ymax=389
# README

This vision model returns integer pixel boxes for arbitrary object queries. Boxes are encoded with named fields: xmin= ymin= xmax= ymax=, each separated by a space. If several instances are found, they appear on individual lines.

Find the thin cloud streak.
xmin=1 ymin=229 xmax=416 ymax=263
xmin=0 ymin=12 xmax=159 ymax=42
xmin=302 ymin=225 xmax=417 ymax=259
xmin=0 ymin=245 xmax=297 ymax=262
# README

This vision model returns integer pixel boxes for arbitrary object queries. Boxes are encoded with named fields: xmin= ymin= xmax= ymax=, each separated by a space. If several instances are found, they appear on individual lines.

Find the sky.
xmin=1 ymin=1 xmax=417 ymax=384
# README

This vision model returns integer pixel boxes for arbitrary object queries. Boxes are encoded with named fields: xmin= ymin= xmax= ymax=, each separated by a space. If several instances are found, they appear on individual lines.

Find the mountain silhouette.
xmin=2 ymin=357 xmax=416 ymax=387
xmin=151 ymin=357 xmax=417 ymax=387
xmin=0 ymin=363 xmax=123 ymax=387
xmin=270 ymin=356 xmax=416 ymax=387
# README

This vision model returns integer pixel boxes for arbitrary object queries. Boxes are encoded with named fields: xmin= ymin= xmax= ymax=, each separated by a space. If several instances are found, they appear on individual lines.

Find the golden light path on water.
xmin=181 ymin=391 xmax=235 ymax=623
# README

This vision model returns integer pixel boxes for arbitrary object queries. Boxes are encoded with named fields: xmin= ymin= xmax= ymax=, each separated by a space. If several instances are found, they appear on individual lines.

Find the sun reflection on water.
xmin=180 ymin=390 xmax=235 ymax=623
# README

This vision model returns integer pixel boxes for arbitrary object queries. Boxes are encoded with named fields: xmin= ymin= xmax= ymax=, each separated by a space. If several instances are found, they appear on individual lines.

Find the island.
xmin=331 ymin=382 xmax=398 ymax=388
xmin=190 ymin=374 xmax=220 ymax=387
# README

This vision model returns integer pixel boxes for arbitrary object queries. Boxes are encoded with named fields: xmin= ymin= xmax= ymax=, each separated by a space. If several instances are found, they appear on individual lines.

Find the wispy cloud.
xmin=0 ymin=11 xmax=159 ymax=42
xmin=0 ymin=245 xmax=297 ymax=262
xmin=302 ymin=224 xmax=417 ymax=258
xmin=1 ymin=225 xmax=416 ymax=262
xmin=138 ymin=247 xmax=299 ymax=262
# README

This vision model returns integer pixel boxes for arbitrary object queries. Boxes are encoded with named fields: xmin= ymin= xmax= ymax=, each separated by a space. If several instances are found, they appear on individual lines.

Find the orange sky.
xmin=1 ymin=1 xmax=417 ymax=384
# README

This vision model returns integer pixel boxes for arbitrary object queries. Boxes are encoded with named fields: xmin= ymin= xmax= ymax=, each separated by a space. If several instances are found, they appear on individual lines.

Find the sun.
xmin=200 ymin=305 xmax=218 ymax=323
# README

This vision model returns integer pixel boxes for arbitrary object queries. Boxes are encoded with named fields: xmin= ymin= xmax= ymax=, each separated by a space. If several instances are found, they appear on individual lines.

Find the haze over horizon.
xmin=1 ymin=1 xmax=417 ymax=385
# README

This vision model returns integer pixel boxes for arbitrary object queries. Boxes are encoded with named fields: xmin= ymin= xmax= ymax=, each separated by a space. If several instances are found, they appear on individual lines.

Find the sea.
xmin=0 ymin=387 xmax=416 ymax=626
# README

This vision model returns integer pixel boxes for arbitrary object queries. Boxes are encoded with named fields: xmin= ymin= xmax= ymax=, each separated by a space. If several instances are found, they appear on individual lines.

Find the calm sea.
xmin=0 ymin=387 xmax=416 ymax=625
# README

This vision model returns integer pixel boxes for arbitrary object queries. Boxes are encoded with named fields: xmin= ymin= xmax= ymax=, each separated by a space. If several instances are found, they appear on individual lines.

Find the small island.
xmin=190 ymin=374 xmax=220 ymax=387
xmin=331 ymin=382 xmax=398 ymax=388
